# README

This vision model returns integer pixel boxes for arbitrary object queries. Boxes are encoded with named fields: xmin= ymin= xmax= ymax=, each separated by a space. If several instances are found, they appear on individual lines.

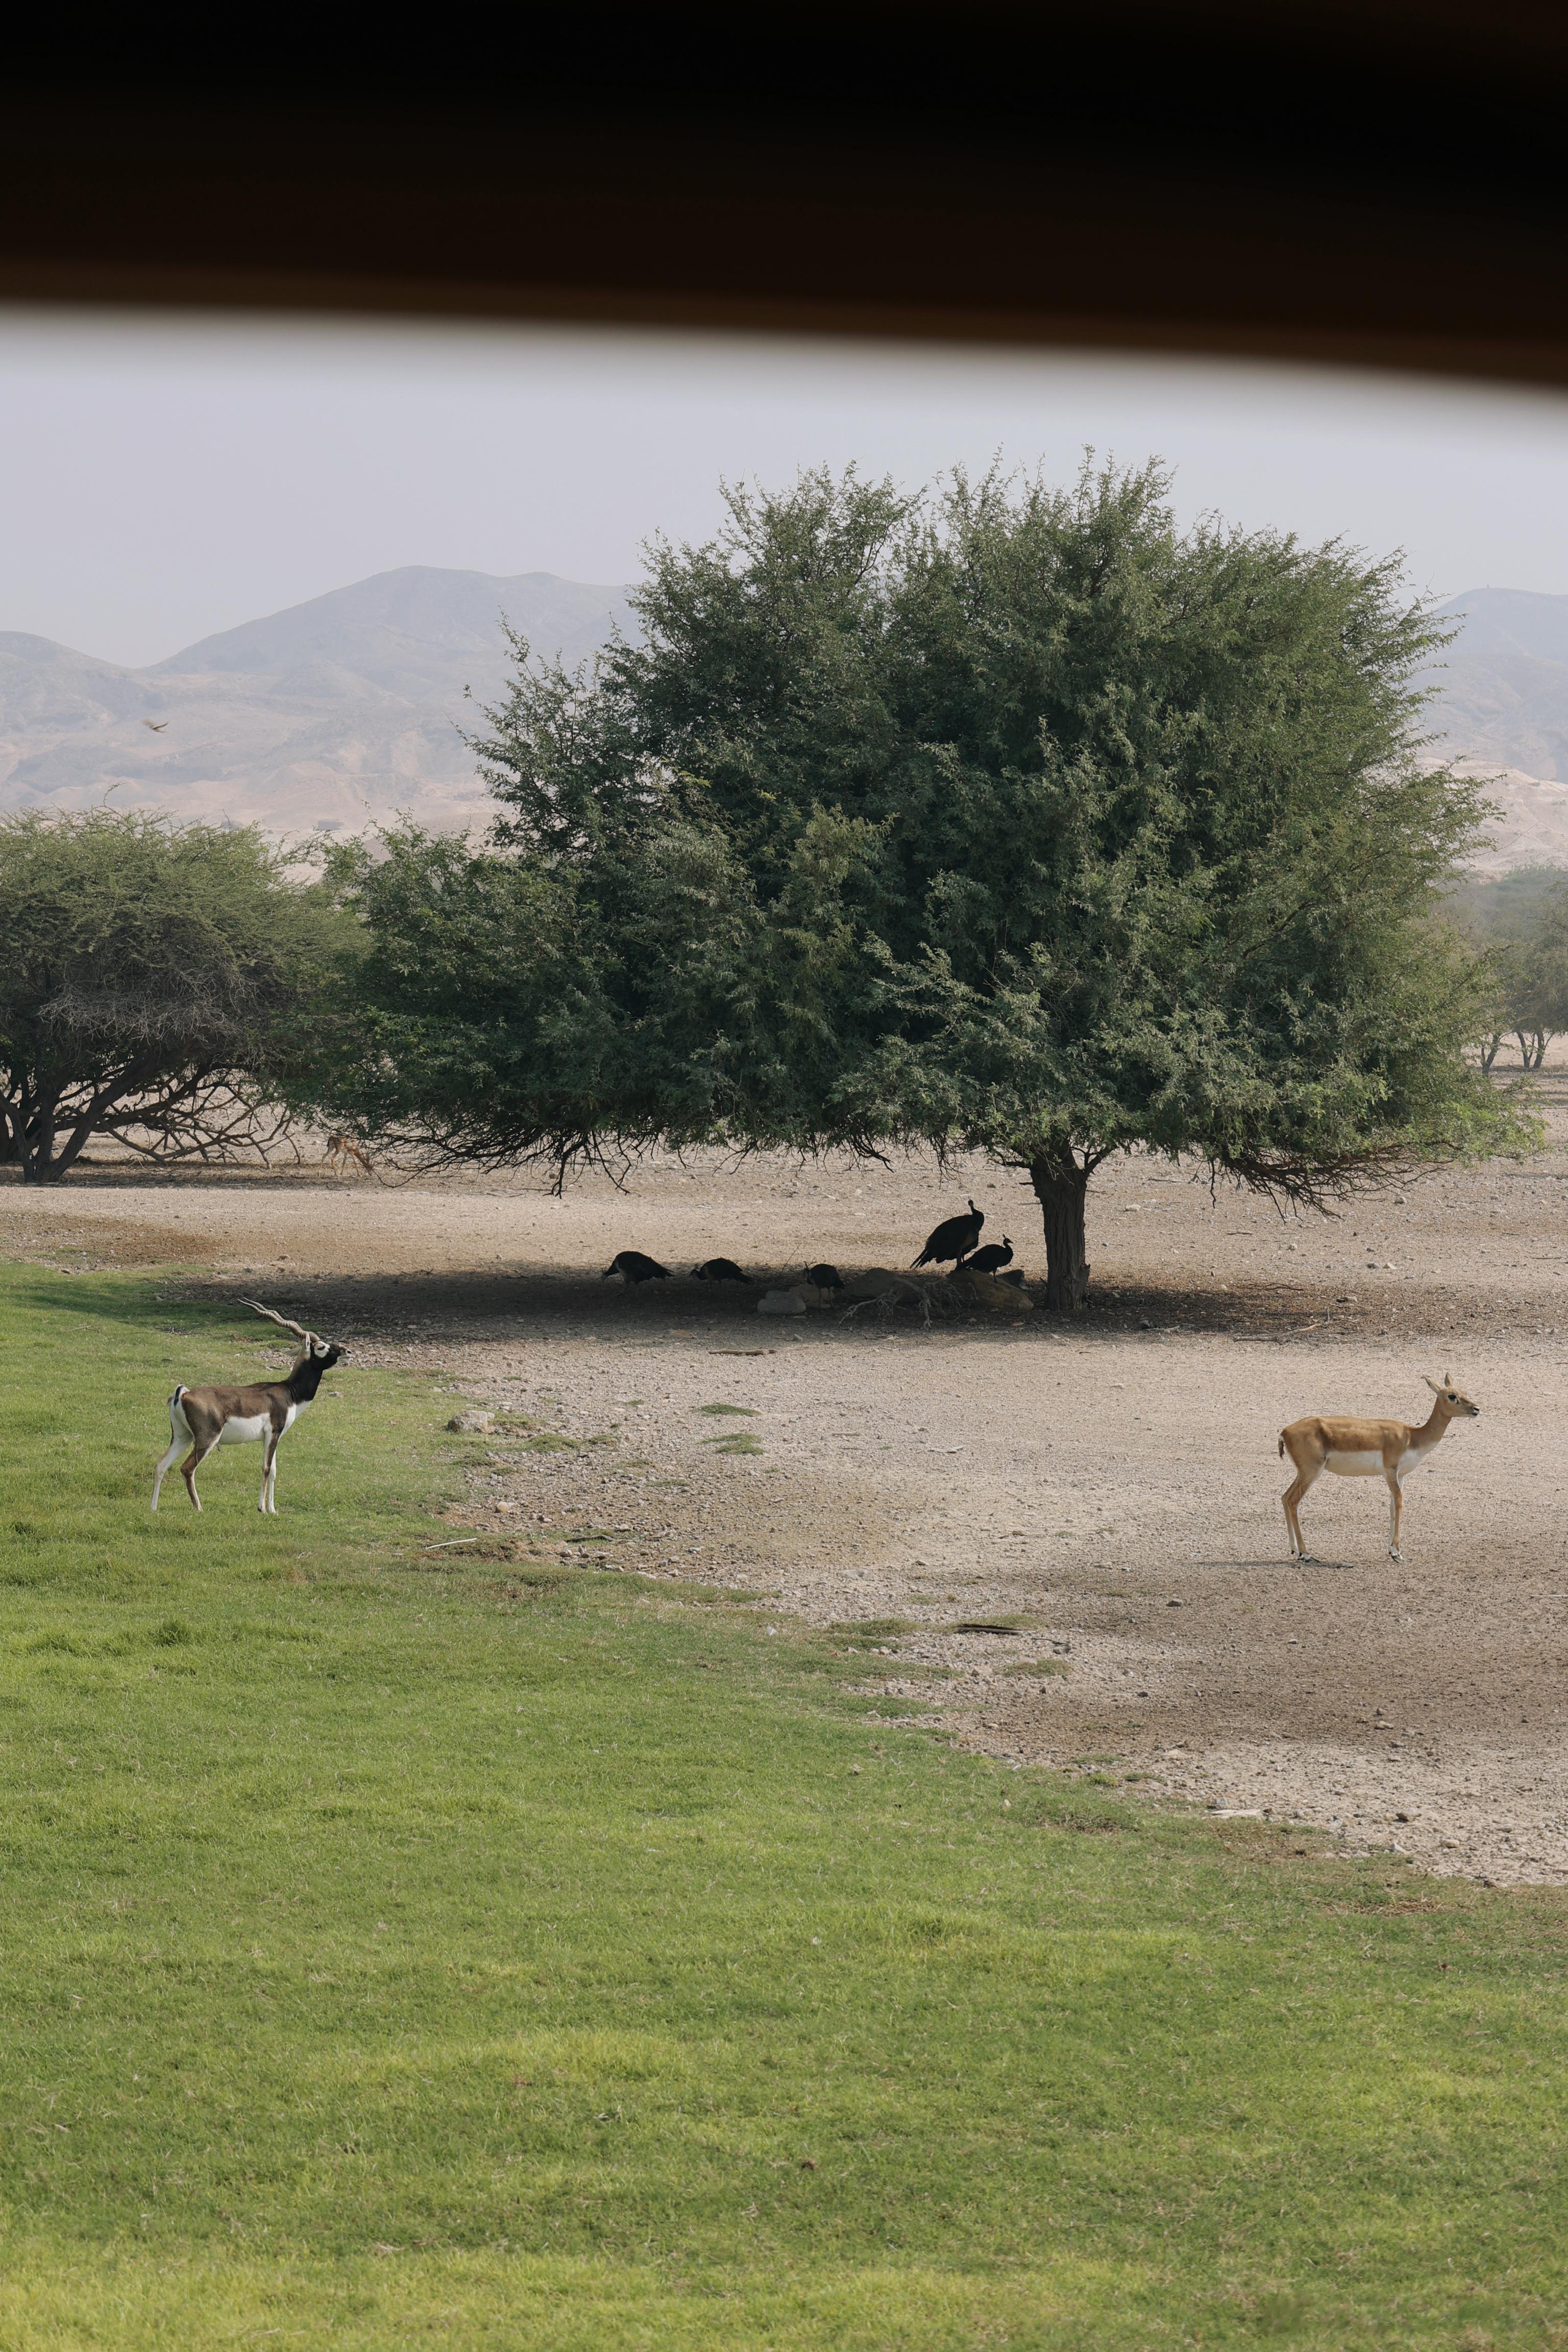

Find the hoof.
xmin=1389 ymin=1547 xmax=1403 ymax=1562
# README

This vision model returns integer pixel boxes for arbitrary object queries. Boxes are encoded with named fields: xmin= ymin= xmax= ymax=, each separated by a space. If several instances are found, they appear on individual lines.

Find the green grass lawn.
xmin=1 ymin=1265 xmax=1566 ymax=2348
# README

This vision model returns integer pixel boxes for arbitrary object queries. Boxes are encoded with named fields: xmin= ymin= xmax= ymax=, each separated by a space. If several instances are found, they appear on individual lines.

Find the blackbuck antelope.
xmin=151 ymin=1301 xmax=345 ymax=1514
xmin=1278 ymin=1373 xmax=1479 ymax=1564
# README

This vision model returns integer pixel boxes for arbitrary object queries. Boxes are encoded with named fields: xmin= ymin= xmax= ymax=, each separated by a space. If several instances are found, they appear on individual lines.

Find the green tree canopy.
xmin=1454 ymin=866 xmax=1568 ymax=1072
xmin=309 ymin=461 xmax=1524 ymax=1305
xmin=0 ymin=810 xmax=346 ymax=1182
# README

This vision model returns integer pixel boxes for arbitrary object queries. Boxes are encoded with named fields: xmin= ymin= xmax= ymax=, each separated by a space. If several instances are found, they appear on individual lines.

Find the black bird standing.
xmin=692 ymin=1257 xmax=748 ymax=1283
xmin=962 ymin=1237 xmax=1014 ymax=1275
xmin=911 ymin=1199 xmax=984 ymax=1269
xmin=603 ymin=1250 xmax=670 ymax=1284
xmin=804 ymin=1262 xmax=845 ymax=1291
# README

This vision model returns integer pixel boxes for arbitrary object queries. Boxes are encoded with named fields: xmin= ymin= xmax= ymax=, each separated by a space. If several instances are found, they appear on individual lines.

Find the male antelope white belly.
xmin=1277 ymin=1373 xmax=1479 ymax=1563
xmin=151 ymin=1301 xmax=345 ymax=1515
xmin=215 ymin=1411 xmax=275 ymax=1448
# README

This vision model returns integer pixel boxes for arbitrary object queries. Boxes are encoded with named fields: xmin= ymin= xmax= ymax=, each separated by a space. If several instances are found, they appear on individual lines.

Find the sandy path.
xmin=7 ymin=1106 xmax=1568 ymax=1886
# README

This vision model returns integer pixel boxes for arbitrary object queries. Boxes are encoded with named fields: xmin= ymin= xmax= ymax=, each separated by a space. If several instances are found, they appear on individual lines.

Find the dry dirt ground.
xmin=8 ymin=1089 xmax=1568 ymax=1890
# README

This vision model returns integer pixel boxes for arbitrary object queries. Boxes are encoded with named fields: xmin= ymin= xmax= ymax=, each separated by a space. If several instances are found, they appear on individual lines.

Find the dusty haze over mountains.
xmin=3 ymin=567 xmax=1568 ymax=868
xmin=0 ymin=568 xmax=633 ymax=843
xmin=1414 ymin=589 xmax=1568 ymax=868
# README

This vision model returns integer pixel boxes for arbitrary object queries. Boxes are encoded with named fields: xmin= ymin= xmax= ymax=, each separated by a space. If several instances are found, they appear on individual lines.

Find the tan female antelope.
xmin=1278 ymin=1373 xmax=1479 ymax=1563
xmin=151 ymin=1300 xmax=345 ymax=1514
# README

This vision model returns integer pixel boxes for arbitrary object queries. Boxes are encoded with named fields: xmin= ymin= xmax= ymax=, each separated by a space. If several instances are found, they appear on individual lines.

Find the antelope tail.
xmin=1277 ymin=1434 xmax=1285 ymax=1457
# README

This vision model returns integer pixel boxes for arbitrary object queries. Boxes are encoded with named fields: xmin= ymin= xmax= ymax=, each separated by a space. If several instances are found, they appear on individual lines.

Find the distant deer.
xmin=1278 ymin=1373 xmax=1479 ymax=1563
xmin=325 ymin=1132 xmax=373 ymax=1177
xmin=152 ymin=1301 xmax=345 ymax=1515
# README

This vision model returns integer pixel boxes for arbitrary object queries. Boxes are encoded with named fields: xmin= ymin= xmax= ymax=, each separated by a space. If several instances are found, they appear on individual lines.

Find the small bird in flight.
xmin=141 ymin=718 xmax=168 ymax=731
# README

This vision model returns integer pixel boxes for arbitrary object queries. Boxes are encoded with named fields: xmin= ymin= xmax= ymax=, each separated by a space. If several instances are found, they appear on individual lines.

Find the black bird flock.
xmin=600 ymin=1204 xmax=1021 ymax=1295
xmin=603 ymin=1250 xmax=670 ymax=1284
xmin=962 ymin=1236 xmax=1013 ymax=1274
xmin=911 ymin=1198 xmax=984 ymax=1269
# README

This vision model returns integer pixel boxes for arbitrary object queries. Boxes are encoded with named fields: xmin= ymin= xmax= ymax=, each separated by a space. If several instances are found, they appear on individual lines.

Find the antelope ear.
xmin=1424 ymin=1375 xmax=1443 ymax=1393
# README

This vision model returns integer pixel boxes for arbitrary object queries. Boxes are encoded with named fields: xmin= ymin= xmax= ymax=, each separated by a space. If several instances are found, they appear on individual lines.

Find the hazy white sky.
xmin=4 ymin=308 xmax=1568 ymax=670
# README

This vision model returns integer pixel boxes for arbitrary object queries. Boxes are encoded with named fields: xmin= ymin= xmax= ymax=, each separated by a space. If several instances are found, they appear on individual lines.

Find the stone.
xmin=447 ymin=1409 xmax=494 ymax=1434
xmin=757 ymin=1289 xmax=807 ymax=1317
xmin=947 ymin=1268 xmax=1034 ymax=1314
xmin=844 ymin=1268 xmax=902 ymax=1298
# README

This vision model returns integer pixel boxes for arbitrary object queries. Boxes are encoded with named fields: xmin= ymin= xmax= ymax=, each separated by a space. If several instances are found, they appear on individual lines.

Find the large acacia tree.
xmin=0 ymin=810 xmax=344 ymax=1182
xmin=312 ymin=462 xmax=1521 ymax=1305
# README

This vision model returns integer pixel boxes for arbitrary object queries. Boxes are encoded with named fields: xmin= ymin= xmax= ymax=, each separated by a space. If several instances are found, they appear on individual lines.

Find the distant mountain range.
xmin=1412 ymin=589 xmax=1568 ymax=870
xmin=0 ymin=568 xmax=634 ymax=841
xmin=3 ymin=569 xmax=1568 ymax=869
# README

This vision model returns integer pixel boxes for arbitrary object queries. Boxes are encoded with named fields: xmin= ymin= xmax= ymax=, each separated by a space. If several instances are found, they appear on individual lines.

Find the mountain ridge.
xmin=1419 ymin=587 xmax=1568 ymax=787
xmin=0 ymin=566 xmax=636 ymax=839
xmin=4 ymin=570 xmax=1568 ymax=866
xmin=154 ymin=565 xmax=632 ymax=695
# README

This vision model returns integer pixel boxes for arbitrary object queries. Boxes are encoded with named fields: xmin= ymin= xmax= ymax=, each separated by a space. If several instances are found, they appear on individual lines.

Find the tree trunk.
xmin=19 ymin=1109 xmax=58 ymax=1183
xmin=1031 ymin=1152 xmax=1091 ymax=1311
xmin=40 ymin=1114 xmax=96 ymax=1182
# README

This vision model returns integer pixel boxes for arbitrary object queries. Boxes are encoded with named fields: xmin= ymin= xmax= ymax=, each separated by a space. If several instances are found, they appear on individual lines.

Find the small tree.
xmin=305 ymin=464 xmax=1528 ymax=1305
xmin=0 ymin=810 xmax=345 ymax=1182
xmin=1471 ymin=877 xmax=1568 ymax=1072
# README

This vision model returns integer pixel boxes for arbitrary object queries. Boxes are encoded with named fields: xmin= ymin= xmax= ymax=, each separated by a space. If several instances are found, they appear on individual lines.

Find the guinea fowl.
xmin=804 ymin=1262 xmax=845 ymax=1291
xmin=912 ymin=1198 xmax=983 ymax=1269
xmin=692 ymin=1257 xmax=748 ymax=1283
xmin=962 ymin=1237 xmax=1014 ymax=1275
xmin=602 ymin=1250 xmax=670 ymax=1284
